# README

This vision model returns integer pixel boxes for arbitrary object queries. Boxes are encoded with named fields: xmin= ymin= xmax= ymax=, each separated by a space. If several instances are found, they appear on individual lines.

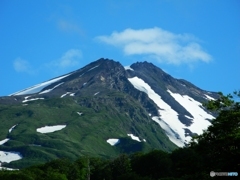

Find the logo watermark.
xmin=210 ymin=171 xmax=238 ymax=177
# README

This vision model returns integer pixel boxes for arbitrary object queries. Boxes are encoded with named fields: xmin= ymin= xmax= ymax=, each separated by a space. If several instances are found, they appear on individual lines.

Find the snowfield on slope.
xmin=9 ymin=74 xmax=71 ymax=96
xmin=128 ymin=76 xmax=186 ymax=147
xmin=36 ymin=125 xmax=66 ymax=133
xmin=167 ymin=90 xmax=214 ymax=134
xmin=128 ymin=76 xmax=214 ymax=147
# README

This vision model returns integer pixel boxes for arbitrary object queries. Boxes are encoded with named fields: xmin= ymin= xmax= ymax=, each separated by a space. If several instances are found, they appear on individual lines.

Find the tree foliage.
xmin=190 ymin=91 xmax=240 ymax=172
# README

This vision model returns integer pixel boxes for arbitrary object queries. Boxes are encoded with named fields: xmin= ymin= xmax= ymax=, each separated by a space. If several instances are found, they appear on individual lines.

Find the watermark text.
xmin=210 ymin=171 xmax=238 ymax=177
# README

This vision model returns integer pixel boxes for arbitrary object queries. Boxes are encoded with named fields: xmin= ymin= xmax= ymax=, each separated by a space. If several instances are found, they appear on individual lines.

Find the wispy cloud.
xmin=46 ymin=49 xmax=82 ymax=69
xmin=13 ymin=49 xmax=82 ymax=75
xmin=57 ymin=20 xmax=84 ymax=35
xmin=13 ymin=58 xmax=34 ymax=74
xmin=96 ymin=27 xmax=212 ymax=65
xmin=58 ymin=49 xmax=82 ymax=68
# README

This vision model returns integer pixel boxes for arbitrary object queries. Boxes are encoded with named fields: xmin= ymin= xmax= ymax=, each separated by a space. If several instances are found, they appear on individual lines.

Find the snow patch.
xmin=94 ymin=92 xmax=99 ymax=96
xmin=77 ymin=112 xmax=83 ymax=116
xmin=24 ymin=96 xmax=31 ymax=100
xmin=70 ymin=93 xmax=75 ymax=96
xmin=22 ymin=98 xmax=44 ymax=103
xmin=204 ymin=94 xmax=216 ymax=101
xmin=36 ymin=125 xmax=66 ymax=133
xmin=39 ymin=82 xmax=64 ymax=94
xmin=127 ymin=134 xmax=141 ymax=142
xmin=0 ymin=139 xmax=10 ymax=145
xmin=124 ymin=66 xmax=134 ymax=71
xmin=9 ymin=124 xmax=17 ymax=133
xmin=106 ymin=139 xmax=120 ymax=146
xmin=0 ymin=166 xmax=18 ymax=170
xmin=87 ymin=65 xmax=99 ymax=72
xmin=79 ymin=65 xmax=99 ymax=77
xmin=61 ymin=92 xmax=71 ymax=98
xmin=0 ymin=151 xmax=22 ymax=163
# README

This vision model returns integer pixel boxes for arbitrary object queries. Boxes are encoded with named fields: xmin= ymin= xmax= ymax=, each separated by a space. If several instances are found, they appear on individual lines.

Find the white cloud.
xmin=13 ymin=58 xmax=34 ymax=74
xmin=96 ymin=27 xmax=212 ymax=65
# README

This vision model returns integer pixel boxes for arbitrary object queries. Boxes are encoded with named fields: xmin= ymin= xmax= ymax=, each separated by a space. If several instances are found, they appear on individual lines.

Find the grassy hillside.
xmin=0 ymin=92 xmax=177 ymax=168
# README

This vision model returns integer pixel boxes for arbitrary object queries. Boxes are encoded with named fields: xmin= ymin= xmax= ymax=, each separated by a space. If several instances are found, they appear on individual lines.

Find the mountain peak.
xmin=131 ymin=60 xmax=155 ymax=68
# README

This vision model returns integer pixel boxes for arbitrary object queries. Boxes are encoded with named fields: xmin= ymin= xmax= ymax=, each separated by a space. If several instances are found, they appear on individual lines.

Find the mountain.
xmin=0 ymin=58 xmax=218 ymax=169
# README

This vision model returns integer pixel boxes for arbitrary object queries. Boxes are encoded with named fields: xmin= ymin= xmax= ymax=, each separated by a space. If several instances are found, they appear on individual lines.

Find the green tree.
xmin=74 ymin=157 xmax=90 ymax=180
xmin=131 ymin=150 xmax=172 ymax=179
xmin=110 ymin=154 xmax=132 ymax=179
xmin=190 ymin=91 xmax=240 ymax=172
xmin=88 ymin=157 xmax=109 ymax=180
xmin=170 ymin=148 xmax=212 ymax=179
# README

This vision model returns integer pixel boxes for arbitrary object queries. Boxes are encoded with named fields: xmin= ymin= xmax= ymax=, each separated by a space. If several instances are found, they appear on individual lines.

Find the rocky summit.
xmin=0 ymin=58 xmax=218 ymax=169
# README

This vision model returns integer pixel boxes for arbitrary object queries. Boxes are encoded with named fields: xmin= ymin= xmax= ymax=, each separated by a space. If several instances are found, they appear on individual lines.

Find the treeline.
xmin=0 ymin=91 xmax=239 ymax=179
xmin=0 ymin=145 xmax=237 ymax=180
xmin=0 ymin=149 xmax=218 ymax=180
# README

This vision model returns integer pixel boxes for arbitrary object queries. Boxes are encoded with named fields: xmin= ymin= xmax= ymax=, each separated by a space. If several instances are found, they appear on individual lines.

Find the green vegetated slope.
xmin=0 ymin=91 xmax=177 ymax=168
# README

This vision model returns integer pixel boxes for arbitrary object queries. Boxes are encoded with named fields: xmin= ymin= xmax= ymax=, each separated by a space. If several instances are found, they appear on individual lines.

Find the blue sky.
xmin=1 ymin=0 xmax=239 ymax=96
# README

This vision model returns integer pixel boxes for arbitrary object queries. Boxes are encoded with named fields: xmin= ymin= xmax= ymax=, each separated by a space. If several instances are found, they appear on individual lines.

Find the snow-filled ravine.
xmin=22 ymin=97 xmax=44 ymax=103
xmin=61 ymin=92 xmax=71 ymax=98
xmin=9 ymin=124 xmax=17 ymax=133
xmin=36 ymin=125 xmax=66 ymax=133
xmin=0 ymin=125 xmax=19 ymax=145
xmin=128 ymin=76 xmax=214 ymax=147
xmin=204 ymin=94 xmax=216 ymax=101
xmin=127 ymin=134 xmax=141 ymax=142
xmin=39 ymin=82 xmax=64 ymax=94
xmin=0 ymin=138 xmax=10 ymax=145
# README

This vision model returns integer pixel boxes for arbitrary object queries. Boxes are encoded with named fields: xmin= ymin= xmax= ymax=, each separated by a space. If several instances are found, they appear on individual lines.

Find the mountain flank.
xmin=0 ymin=58 xmax=218 ymax=169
